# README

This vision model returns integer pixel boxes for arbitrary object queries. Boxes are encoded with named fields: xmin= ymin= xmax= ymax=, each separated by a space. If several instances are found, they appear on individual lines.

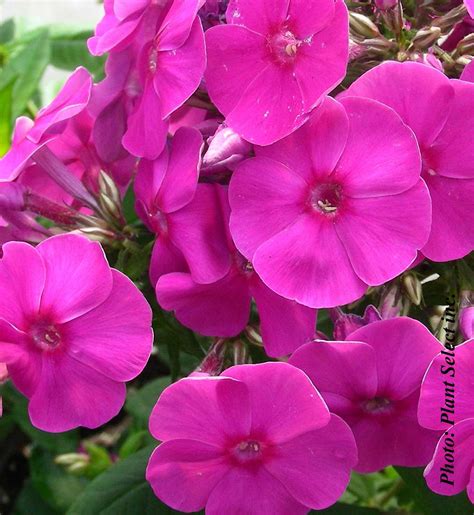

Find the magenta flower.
xmin=344 ymin=61 xmax=474 ymax=262
xmin=89 ymin=0 xmax=206 ymax=159
xmin=0 ymin=68 xmax=93 ymax=197
xmin=0 ymin=234 xmax=152 ymax=432
xmin=418 ymin=338 xmax=474 ymax=429
xmin=290 ymin=318 xmax=443 ymax=472
xmin=424 ymin=419 xmax=474 ymax=502
xmin=204 ymin=0 xmax=349 ymax=145
xmin=418 ymin=339 xmax=474 ymax=500
xmin=146 ymin=362 xmax=357 ymax=513
xmin=229 ymin=97 xmax=430 ymax=308
xmin=134 ymin=127 xmax=230 ymax=285
xmin=330 ymin=305 xmax=381 ymax=341
xmin=156 ymin=186 xmax=317 ymax=357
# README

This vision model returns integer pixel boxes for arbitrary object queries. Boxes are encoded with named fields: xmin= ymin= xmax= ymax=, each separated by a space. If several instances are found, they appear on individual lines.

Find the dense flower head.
xmin=229 ymin=96 xmax=431 ymax=308
xmin=146 ymin=362 xmax=357 ymax=513
xmin=204 ymin=0 xmax=349 ymax=144
xmin=0 ymin=234 xmax=152 ymax=432
xmin=344 ymin=61 xmax=474 ymax=262
xmin=89 ymin=0 xmax=206 ymax=159
xmin=289 ymin=317 xmax=443 ymax=472
xmin=156 ymin=185 xmax=317 ymax=357
xmin=0 ymin=66 xmax=134 ymax=222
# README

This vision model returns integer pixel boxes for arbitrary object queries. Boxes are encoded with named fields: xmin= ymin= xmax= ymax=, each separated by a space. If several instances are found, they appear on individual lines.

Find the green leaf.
xmin=0 ymin=79 xmax=14 ymax=156
xmin=49 ymin=27 xmax=105 ymax=78
xmin=125 ymin=376 xmax=171 ymax=426
xmin=119 ymin=430 xmax=150 ymax=459
xmin=0 ymin=19 xmax=15 ymax=45
xmin=13 ymin=480 xmax=58 ymax=515
xmin=67 ymin=446 xmax=177 ymax=515
xmin=30 ymin=447 xmax=89 ymax=513
xmin=0 ymin=28 xmax=50 ymax=119
xmin=395 ymin=466 xmax=472 ymax=514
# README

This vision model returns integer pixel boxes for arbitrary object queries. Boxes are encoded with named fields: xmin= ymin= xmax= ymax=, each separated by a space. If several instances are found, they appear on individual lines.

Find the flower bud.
xmin=192 ymin=339 xmax=226 ymax=377
xmin=349 ymin=13 xmax=381 ymax=39
xmin=331 ymin=305 xmax=382 ymax=340
xmin=456 ymin=33 xmax=474 ymax=56
xmin=75 ymin=227 xmax=117 ymax=243
xmin=202 ymin=125 xmax=252 ymax=174
xmin=412 ymin=27 xmax=442 ymax=50
xmin=402 ymin=273 xmax=423 ymax=306
xmin=379 ymin=283 xmax=403 ymax=319
xmin=98 ymin=171 xmax=124 ymax=224
xmin=433 ymin=4 xmax=468 ymax=33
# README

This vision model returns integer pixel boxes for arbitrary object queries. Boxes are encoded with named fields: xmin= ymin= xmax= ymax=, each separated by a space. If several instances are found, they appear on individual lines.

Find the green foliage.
xmin=67 ymin=446 xmax=176 ymax=515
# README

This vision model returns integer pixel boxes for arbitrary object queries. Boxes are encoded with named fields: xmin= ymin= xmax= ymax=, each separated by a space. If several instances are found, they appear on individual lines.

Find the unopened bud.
xmin=361 ymin=37 xmax=396 ymax=56
xmin=76 ymin=227 xmax=116 ymax=243
xmin=402 ymin=273 xmax=423 ymax=306
xmin=202 ymin=125 xmax=252 ymax=174
xmin=98 ymin=171 xmax=123 ymax=223
xmin=350 ymin=13 xmax=380 ymax=39
xmin=433 ymin=4 xmax=468 ymax=33
xmin=233 ymin=340 xmax=248 ymax=365
xmin=55 ymin=452 xmax=89 ymax=474
xmin=192 ymin=339 xmax=226 ymax=377
xmin=379 ymin=283 xmax=403 ymax=319
xmin=456 ymin=33 xmax=474 ymax=56
xmin=412 ymin=27 xmax=442 ymax=50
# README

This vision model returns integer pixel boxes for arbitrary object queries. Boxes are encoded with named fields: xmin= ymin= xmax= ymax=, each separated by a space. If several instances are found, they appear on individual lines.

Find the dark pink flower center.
xmin=311 ymin=183 xmax=343 ymax=215
xmin=268 ymin=29 xmax=301 ymax=64
xmin=362 ymin=397 xmax=393 ymax=414
xmin=233 ymin=440 xmax=262 ymax=462
xmin=30 ymin=321 xmax=62 ymax=351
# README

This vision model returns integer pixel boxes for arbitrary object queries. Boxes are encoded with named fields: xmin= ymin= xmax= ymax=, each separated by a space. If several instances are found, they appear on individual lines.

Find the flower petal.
xmin=206 ymin=466 xmax=308 ymax=515
xmin=156 ymin=269 xmax=251 ymax=337
xmin=28 ymin=353 xmax=126 ymax=432
xmin=155 ymin=18 xmax=206 ymax=118
xmin=265 ymin=415 xmax=357 ymax=509
xmin=229 ymin=156 xmax=308 ymax=259
xmin=37 ymin=234 xmax=113 ymax=323
xmin=335 ymin=180 xmax=432 ymax=285
xmin=63 ymin=270 xmax=152 ymax=382
xmin=122 ymin=80 xmax=168 ymax=160
xmin=0 ymin=241 xmax=45 ymax=330
xmin=294 ymin=0 xmax=348 ymax=110
xmin=344 ymin=61 xmax=454 ymax=146
xmin=289 ymin=340 xmax=378 ymax=402
xmin=253 ymin=213 xmax=367 ymax=308
xmin=146 ymin=440 xmax=228 ymax=513
xmin=226 ymin=0 xmax=289 ymax=34
xmin=336 ymin=96 xmax=422 ymax=197
xmin=156 ymin=127 xmax=202 ymax=213
xmin=349 ymin=317 xmax=443 ymax=400
xmin=149 ymin=375 xmax=251 ymax=444
xmin=250 ymin=276 xmax=316 ymax=357
xmin=205 ymin=25 xmax=268 ymax=116
xmin=224 ymin=362 xmax=330 ymax=442
xmin=422 ymin=174 xmax=474 ymax=262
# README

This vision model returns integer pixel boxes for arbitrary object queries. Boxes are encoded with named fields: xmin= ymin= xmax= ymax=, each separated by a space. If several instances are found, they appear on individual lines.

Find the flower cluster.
xmin=0 ymin=0 xmax=474 ymax=512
